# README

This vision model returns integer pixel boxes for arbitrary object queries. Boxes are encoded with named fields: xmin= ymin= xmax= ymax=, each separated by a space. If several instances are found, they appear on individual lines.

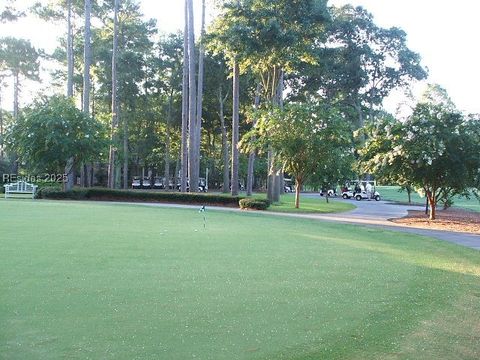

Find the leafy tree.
xmin=107 ymin=0 xmax=120 ymax=189
xmin=0 ymin=37 xmax=41 ymax=119
xmin=0 ymin=37 xmax=41 ymax=173
xmin=153 ymin=33 xmax=184 ymax=187
xmin=180 ymin=0 xmax=189 ymax=192
xmin=243 ymin=102 xmax=352 ymax=208
xmin=289 ymin=5 xmax=427 ymax=128
xmin=0 ymin=83 xmax=8 ymax=159
xmin=186 ymin=0 xmax=198 ymax=192
xmin=6 ymin=96 xmax=106 ymax=185
xmin=1 ymin=0 xmax=25 ymax=23
xmin=360 ymin=101 xmax=480 ymax=220
xmin=209 ymin=0 xmax=330 ymax=200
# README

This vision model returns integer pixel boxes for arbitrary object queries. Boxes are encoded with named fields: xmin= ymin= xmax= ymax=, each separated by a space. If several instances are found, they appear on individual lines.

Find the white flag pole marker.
xmin=199 ymin=205 xmax=206 ymax=229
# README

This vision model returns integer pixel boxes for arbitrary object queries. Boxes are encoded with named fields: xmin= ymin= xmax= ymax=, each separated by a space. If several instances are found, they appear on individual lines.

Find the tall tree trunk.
xmin=64 ymin=0 xmax=75 ymax=191
xmin=174 ymin=158 xmax=180 ymax=190
xmin=13 ymin=70 xmax=19 ymax=120
xmin=122 ymin=110 xmax=128 ymax=189
xmin=81 ymin=0 xmax=92 ymax=188
xmin=194 ymin=0 xmax=205 ymax=190
xmin=268 ymin=70 xmax=284 ymax=203
xmin=11 ymin=70 xmax=19 ymax=174
xmin=246 ymin=83 xmax=261 ymax=196
xmin=164 ymin=89 xmax=174 ymax=190
xmin=67 ymin=0 xmax=74 ymax=98
xmin=218 ymin=86 xmax=229 ymax=193
xmin=180 ymin=0 xmax=188 ymax=192
xmin=231 ymin=60 xmax=240 ymax=196
xmin=187 ymin=0 xmax=198 ymax=193
xmin=427 ymin=189 xmax=437 ymax=220
xmin=353 ymin=99 xmax=364 ymax=130
xmin=267 ymin=150 xmax=274 ymax=202
xmin=108 ymin=0 xmax=120 ymax=189
xmin=295 ymin=179 xmax=302 ymax=209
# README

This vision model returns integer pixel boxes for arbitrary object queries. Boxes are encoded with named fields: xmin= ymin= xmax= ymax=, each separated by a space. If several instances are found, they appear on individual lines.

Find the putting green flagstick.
xmin=199 ymin=205 xmax=206 ymax=228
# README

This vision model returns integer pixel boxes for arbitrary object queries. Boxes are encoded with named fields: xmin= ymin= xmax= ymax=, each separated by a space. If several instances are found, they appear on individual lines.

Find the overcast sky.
xmin=2 ymin=0 xmax=479 ymax=114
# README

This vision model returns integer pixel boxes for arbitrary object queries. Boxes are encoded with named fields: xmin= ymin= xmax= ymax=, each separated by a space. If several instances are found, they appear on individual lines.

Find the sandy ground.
xmin=392 ymin=208 xmax=480 ymax=234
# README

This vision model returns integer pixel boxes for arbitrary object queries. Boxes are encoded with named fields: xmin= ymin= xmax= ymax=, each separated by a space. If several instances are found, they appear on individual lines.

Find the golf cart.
xmin=142 ymin=177 xmax=152 ymax=189
xmin=131 ymin=177 xmax=141 ymax=190
xmin=320 ymin=188 xmax=337 ymax=197
xmin=153 ymin=177 xmax=165 ymax=189
xmin=176 ymin=178 xmax=208 ymax=192
xmin=198 ymin=178 xmax=208 ymax=192
xmin=284 ymin=178 xmax=294 ymax=193
xmin=341 ymin=180 xmax=381 ymax=201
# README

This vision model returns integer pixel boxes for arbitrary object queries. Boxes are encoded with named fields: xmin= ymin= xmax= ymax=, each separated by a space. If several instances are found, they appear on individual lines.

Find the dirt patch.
xmin=392 ymin=208 xmax=480 ymax=234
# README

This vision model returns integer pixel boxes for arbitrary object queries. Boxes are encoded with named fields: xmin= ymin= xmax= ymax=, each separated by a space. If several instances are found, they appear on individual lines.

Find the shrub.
xmin=37 ymin=187 xmax=243 ymax=207
xmin=36 ymin=186 xmax=87 ymax=200
xmin=239 ymin=198 xmax=271 ymax=210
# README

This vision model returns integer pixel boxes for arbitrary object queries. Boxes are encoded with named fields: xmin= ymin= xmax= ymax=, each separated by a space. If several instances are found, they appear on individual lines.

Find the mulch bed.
xmin=391 ymin=208 xmax=480 ymax=234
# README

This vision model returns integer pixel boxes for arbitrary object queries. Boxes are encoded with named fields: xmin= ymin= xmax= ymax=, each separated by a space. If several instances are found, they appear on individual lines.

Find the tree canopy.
xmin=243 ymin=102 xmax=353 ymax=207
xmin=6 ymin=96 xmax=106 ymax=176
xmin=360 ymin=89 xmax=480 ymax=219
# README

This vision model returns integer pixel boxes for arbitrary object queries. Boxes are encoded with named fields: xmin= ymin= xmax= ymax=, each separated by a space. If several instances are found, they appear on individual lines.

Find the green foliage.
xmin=0 ymin=0 xmax=25 ymax=22
xmin=239 ymin=197 xmax=270 ymax=210
xmin=243 ymin=102 xmax=353 ymax=188
xmin=37 ymin=187 xmax=244 ymax=207
xmin=6 ymin=95 xmax=106 ymax=174
xmin=209 ymin=0 xmax=329 ymax=65
xmin=360 ymin=91 xmax=480 ymax=218
xmin=208 ymin=0 xmax=329 ymax=101
xmin=288 ymin=5 xmax=427 ymax=127
xmin=0 ymin=37 xmax=40 ymax=80
xmin=0 ymin=158 xmax=9 ymax=191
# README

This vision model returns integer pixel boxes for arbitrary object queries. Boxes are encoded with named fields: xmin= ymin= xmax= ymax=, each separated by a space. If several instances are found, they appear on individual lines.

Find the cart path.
xmin=87 ymin=197 xmax=480 ymax=251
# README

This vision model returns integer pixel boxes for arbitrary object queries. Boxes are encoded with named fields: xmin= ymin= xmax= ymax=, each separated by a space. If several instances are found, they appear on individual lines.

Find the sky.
xmin=1 ymin=0 xmax=480 ymax=115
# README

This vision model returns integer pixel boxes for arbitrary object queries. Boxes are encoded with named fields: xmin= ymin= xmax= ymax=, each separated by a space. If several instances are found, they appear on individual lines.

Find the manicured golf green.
xmin=1 ymin=199 xmax=479 ymax=359
xmin=378 ymin=185 xmax=480 ymax=212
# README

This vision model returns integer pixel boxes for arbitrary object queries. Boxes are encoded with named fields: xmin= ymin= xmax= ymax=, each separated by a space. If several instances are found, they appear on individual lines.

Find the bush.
xmin=36 ymin=186 xmax=87 ymax=200
xmin=37 ymin=187 xmax=244 ymax=207
xmin=239 ymin=198 xmax=271 ymax=210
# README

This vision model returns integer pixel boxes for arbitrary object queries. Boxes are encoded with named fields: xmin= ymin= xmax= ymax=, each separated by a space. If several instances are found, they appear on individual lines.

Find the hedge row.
xmin=37 ymin=187 xmax=244 ymax=207
xmin=239 ymin=198 xmax=271 ymax=210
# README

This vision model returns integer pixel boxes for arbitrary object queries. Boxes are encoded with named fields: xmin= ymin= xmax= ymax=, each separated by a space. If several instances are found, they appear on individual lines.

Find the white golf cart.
xmin=320 ymin=189 xmax=337 ymax=197
xmin=131 ymin=177 xmax=141 ymax=189
xmin=341 ymin=180 xmax=381 ymax=201
xmin=176 ymin=178 xmax=208 ymax=192
xmin=153 ymin=177 xmax=165 ymax=189
xmin=284 ymin=178 xmax=295 ymax=193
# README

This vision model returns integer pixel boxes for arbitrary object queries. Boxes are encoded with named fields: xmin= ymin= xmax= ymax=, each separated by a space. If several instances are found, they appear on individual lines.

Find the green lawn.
xmin=1 ymin=199 xmax=479 ymax=359
xmin=256 ymin=193 xmax=356 ymax=214
xmin=377 ymin=185 xmax=480 ymax=212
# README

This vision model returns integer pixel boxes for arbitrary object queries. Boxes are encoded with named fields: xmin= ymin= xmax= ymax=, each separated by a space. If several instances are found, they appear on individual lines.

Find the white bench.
xmin=3 ymin=181 xmax=38 ymax=199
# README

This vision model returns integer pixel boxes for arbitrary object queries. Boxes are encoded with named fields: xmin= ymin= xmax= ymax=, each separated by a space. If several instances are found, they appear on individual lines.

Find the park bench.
xmin=3 ymin=181 xmax=38 ymax=199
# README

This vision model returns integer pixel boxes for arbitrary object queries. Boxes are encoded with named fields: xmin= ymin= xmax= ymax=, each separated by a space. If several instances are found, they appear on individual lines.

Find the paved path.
xmin=292 ymin=194 xmax=480 ymax=250
xmin=88 ymin=197 xmax=480 ymax=250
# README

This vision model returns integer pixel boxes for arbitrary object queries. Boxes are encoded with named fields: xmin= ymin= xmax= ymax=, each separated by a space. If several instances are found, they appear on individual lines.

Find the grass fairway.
xmin=258 ymin=193 xmax=356 ymax=214
xmin=1 ymin=200 xmax=479 ymax=360
xmin=378 ymin=186 xmax=480 ymax=212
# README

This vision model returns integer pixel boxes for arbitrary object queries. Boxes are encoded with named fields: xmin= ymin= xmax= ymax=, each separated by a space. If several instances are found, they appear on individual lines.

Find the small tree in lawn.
xmin=242 ymin=102 xmax=352 ymax=208
xmin=312 ymin=147 xmax=354 ymax=203
xmin=6 ymin=95 xmax=106 ymax=188
xmin=359 ymin=114 xmax=416 ymax=203
xmin=360 ymin=103 xmax=480 ymax=220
